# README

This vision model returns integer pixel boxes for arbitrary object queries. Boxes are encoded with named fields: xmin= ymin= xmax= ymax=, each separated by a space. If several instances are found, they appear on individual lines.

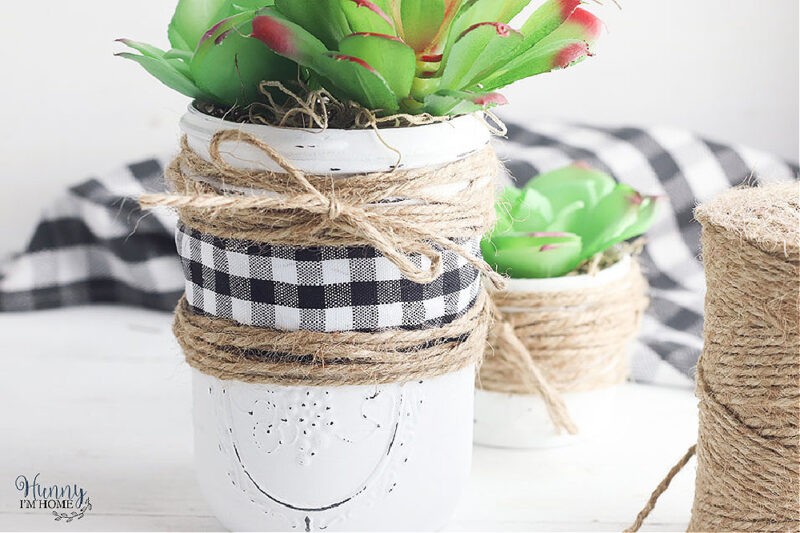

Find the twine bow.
xmin=140 ymin=130 xmax=504 ymax=288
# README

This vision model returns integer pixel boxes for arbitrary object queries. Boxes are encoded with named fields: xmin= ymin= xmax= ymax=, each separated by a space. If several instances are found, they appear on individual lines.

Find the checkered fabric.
xmin=176 ymin=223 xmax=482 ymax=332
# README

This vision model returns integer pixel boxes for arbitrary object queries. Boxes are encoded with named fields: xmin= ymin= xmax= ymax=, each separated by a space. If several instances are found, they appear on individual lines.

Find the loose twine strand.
xmin=481 ymin=260 xmax=649 ymax=434
xmin=624 ymin=445 xmax=697 ymax=533
xmin=140 ymin=128 xmax=504 ymax=386
xmin=625 ymin=182 xmax=800 ymax=532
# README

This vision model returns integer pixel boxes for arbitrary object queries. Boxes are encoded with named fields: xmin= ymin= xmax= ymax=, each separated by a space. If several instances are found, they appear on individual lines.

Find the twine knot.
xmin=140 ymin=129 xmax=505 ymax=288
xmin=326 ymin=194 xmax=345 ymax=221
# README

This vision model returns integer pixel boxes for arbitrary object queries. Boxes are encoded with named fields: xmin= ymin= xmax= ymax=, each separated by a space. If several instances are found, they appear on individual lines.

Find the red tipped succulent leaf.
xmin=519 ymin=0 xmax=582 ymax=48
xmin=423 ymin=89 xmax=507 ymax=115
xmin=538 ymin=7 xmax=603 ymax=49
xmin=478 ymin=38 xmax=590 ymax=92
xmin=252 ymin=10 xmax=329 ymax=65
xmin=192 ymin=11 xmax=298 ymax=107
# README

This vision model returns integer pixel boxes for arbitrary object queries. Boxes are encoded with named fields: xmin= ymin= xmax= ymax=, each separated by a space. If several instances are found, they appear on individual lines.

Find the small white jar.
xmin=474 ymin=256 xmax=632 ymax=449
xmin=180 ymin=107 xmax=491 ymax=531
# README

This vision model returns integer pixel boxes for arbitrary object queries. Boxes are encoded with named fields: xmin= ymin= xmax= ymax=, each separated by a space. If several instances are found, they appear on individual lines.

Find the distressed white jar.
xmin=474 ymin=256 xmax=632 ymax=449
xmin=181 ymin=106 xmax=490 ymax=531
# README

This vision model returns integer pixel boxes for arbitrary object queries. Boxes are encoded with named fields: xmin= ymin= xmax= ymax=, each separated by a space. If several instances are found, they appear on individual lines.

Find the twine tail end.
xmin=623 ymin=444 xmax=697 ymax=533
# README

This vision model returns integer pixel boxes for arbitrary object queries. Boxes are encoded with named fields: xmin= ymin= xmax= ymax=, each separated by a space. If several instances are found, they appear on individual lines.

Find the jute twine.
xmin=173 ymin=291 xmax=490 ymax=386
xmin=140 ymin=129 xmax=503 ymax=386
xmin=141 ymin=130 xmax=503 ymax=287
xmin=481 ymin=259 xmax=649 ymax=434
xmin=626 ymin=182 xmax=800 ymax=532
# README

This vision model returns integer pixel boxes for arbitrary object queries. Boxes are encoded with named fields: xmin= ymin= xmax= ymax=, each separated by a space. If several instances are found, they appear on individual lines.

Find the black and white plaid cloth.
xmin=177 ymin=222 xmax=481 ymax=332
xmin=1 ymin=120 xmax=796 ymax=386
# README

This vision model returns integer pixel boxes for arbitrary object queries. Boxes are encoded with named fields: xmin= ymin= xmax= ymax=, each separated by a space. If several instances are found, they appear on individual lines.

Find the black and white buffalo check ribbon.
xmin=177 ymin=223 xmax=481 ymax=332
xmin=1 ymin=120 xmax=796 ymax=387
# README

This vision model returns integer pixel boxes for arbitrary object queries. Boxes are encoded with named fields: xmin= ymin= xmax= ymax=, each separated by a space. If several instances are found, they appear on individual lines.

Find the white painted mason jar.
xmin=473 ymin=255 xmax=632 ymax=449
xmin=180 ymin=106 xmax=491 ymax=531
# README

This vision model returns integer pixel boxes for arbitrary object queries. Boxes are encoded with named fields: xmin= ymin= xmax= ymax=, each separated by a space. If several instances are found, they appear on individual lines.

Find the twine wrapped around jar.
xmin=626 ymin=182 xmax=800 ymax=532
xmin=480 ymin=259 xmax=649 ymax=434
xmin=140 ymin=129 xmax=502 ymax=386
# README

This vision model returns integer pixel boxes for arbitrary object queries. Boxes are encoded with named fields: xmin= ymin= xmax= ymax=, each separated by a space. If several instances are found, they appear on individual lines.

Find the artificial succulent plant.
xmin=118 ymin=0 xmax=602 ymax=115
xmin=482 ymin=164 xmax=660 ymax=278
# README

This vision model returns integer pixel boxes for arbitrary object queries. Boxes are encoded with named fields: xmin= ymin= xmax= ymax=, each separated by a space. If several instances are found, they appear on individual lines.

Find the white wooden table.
xmin=0 ymin=307 xmax=698 ymax=531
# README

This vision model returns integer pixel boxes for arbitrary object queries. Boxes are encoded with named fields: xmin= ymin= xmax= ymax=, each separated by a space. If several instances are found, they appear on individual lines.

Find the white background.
xmin=0 ymin=0 xmax=798 ymax=256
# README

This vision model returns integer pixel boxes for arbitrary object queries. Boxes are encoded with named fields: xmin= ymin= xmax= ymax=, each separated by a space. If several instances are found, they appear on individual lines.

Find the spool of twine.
xmin=626 ymin=182 xmax=800 ymax=532
xmin=140 ymin=129 xmax=502 ymax=386
xmin=480 ymin=259 xmax=649 ymax=434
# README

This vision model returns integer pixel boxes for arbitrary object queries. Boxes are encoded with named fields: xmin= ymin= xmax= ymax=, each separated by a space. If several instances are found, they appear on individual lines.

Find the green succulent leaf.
xmin=578 ymin=185 xmax=645 ymax=258
xmin=340 ymin=0 xmax=396 ymax=35
xmin=439 ymin=22 xmax=524 ymax=91
xmin=192 ymin=11 xmax=297 ymax=107
xmin=338 ymin=33 xmax=415 ymax=99
xmin=116 ymin=39 xmax=169 ymax=59
xmin=168 ymin=0 xmax=231 ymax=51
xmin=315 ymin=53 xmax=399 ymax=113
xmin=524 ymin=163 xmax=616 ymax=213
xmin=229 ymin=0 xmax=273 ymax=12
xmin=422 ymin=89 xmax=507 ymax=115
xmin=163 ymin=48 xmax=195 ymax=61
xmin=543 ymin=199 xmax=585 ymax=233
xmin=617 ymin=195 xmax=661 ymax=244
xmin=399 ymin=0 xmax=446 ymax=52
xmin=117 ymin=52 xmax=207 ymax=99
xmin=482 ymin=232 xmax=583 ymax=278
xmin=496 ymin=0 xmax=537 ymax=23
xmin=447 ymin=0 xmax=528 ymax=46
xmin=507 ymin=187 xmax=553 ymax=232
xmin=274 ymin=0 xmax=352 ymax=49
